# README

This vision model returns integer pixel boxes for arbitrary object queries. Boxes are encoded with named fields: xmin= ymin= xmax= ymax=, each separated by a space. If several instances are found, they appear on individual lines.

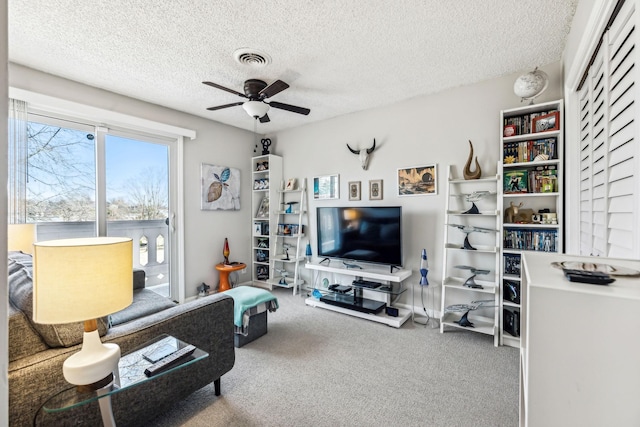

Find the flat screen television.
xmin=316 ymin=206 xmax=402 ymax=266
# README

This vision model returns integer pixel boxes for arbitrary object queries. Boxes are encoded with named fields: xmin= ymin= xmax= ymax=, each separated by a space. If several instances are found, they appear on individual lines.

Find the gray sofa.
xmin=8 ymin=251 xmax=236 ymax=426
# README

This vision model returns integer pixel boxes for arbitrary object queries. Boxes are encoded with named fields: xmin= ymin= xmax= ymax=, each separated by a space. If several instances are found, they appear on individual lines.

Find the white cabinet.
xmin=269 ymin=178 xmax=309 ymax=295
xmin=440 ymin=165 xmax=500 ymax=345
xmin=304 ymin=262 xmax=412 ymax=328
xmin=251 ymin=154 xmax=282 ymax=287
xmin=499 ymin=99 xmax=564 ymax=348
xmin=520 ymin=253 xmax=640 ymax=427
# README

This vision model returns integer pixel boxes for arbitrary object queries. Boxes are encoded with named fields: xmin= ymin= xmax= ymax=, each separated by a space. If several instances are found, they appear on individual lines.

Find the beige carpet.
xmin=145 ymin=288 xmax=519 ymax=427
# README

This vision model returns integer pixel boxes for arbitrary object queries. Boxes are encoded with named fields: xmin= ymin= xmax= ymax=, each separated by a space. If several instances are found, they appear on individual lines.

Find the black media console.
xmin=319 ymin=293 xmax=386 ymax=314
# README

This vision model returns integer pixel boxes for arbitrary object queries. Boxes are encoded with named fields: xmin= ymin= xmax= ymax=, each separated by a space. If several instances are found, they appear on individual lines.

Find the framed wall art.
xmin=532 ymin=111 xmax=560 ymax=133
xmin=348 ymin=181 xmax=361 ymax=201
xmin=255 ymin=196 xmax=269 ymax=218
xmin=397 ymin=164 xmax=437 ymax=196
xmin=201 ymin=163 xmax=241 ymax=210
xmin=369 ymin=179 xmax=383 ymax=200
xmin=313 ymin=174 xmax=340 ymax=200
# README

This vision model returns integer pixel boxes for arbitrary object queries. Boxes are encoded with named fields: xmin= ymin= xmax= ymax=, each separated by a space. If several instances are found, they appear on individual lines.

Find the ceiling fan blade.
xmin=206 ymin=102 xmax=244 ymax=111
xmin=259 ymin=113 xmax=271 ymax=123
xmin=202 ymin=81 xmax=246 ymax=98
xmin=268 ymin=101 xmax=310 ymax=115
xmin=259 ymin=80 xmax=289 ymax=99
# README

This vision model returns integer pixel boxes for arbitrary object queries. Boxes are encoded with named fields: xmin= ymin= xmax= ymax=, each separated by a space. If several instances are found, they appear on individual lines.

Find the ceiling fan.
xmin=203 ymin=79 xmax=310 ymax=123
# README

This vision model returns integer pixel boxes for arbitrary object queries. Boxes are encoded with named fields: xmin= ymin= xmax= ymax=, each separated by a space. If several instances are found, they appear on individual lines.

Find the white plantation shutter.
xmin=577 ymin=0 xmax=640 ymax=258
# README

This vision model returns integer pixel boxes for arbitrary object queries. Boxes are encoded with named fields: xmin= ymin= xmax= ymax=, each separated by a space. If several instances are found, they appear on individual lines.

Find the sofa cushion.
xmin=109 ymin=288 xmax=177 ymax=326
xmin=8 ymin=300 xmax=48 ymax=362
xmin=8 ymin=252 xmax=109 ymax=348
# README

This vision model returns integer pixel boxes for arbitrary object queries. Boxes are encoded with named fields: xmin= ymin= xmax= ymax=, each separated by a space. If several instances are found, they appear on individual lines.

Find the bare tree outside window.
xmin=26 ymin=122 xmax=168 ymax=222
xmin=27 ymin=122 xmax=96 ymax=222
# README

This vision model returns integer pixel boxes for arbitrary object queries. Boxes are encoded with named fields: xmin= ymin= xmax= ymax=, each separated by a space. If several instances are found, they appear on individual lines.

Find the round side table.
xmin=215 ymin=262 xmax=246 ymax=292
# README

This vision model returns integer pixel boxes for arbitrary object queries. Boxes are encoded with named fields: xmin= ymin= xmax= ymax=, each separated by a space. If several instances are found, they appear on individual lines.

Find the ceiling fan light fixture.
xmin=243 ymin=101 xmax=270 ymax=119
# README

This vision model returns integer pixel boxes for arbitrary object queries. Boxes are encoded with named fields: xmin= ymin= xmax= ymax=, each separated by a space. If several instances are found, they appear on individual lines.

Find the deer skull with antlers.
xmin=346 ymin=139 xmax=376 ymax=170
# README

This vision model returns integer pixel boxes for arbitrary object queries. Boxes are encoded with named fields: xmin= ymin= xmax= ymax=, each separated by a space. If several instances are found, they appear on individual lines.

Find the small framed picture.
xmin=532 ymin=111 xmax=560 ymax=133
xmin=369 ymin=179 xmax=383 ymax=200
xmin=253 ymin=222 xmax=262 ymax=235
xmin=348 ymin=181 xmax=361 ymax=201
xmin=285 ymin=178 xmax=297 ymax=191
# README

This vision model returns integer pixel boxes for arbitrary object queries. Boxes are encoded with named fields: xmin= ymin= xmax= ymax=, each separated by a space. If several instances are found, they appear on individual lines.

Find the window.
xmin=9 ymin=108 xmax=179 ymax=299
xmin=576 ymin=0 xmax=640 ymax=258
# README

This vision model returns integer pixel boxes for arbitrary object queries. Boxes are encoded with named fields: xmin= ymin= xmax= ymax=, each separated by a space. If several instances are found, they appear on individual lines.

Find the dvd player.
xmin=320 ymin=293 xmax=386 ymax=314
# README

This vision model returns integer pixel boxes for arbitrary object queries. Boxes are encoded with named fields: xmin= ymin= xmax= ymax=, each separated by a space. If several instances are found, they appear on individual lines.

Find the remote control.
xmin=144 ymin=344 xmax=196 ymax=377
xmin=562 ymin=269 xmax=615 ymax=285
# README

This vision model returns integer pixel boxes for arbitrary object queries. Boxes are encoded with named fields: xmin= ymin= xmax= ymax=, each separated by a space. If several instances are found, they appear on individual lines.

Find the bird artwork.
xmin=207 ymin=167 xmax=231 ymax=202
xmin=445 ymin=299 xmax=495 ymax=328
xmin=454 ymin=265 xmax=490 ymax=289
xmin=447 ymin=223 xmax=498 ymax=250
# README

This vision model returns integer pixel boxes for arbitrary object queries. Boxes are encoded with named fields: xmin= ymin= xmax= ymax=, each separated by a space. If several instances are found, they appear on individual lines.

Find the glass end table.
xmin=38 ymin=334 xmax=208 ymax=426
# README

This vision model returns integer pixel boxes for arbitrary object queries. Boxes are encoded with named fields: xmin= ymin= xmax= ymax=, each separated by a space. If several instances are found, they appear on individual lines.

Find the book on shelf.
xmin=504 ymin=170 xmax=529 ymax=193
xmin=503 ymin=253 xmax=521 ymax=275
xmin=503 ymin=229 xmax=558 ymax=252
xmin=528 ymin=165 xmax=557 ymax=193
xmin=503 ymin=138 xmax=557 ymax=163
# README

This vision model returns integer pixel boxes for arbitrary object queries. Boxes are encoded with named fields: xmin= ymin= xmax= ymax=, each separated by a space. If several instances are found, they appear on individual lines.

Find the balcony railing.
xmin=35 ymin=220 xmax=169 ymax=288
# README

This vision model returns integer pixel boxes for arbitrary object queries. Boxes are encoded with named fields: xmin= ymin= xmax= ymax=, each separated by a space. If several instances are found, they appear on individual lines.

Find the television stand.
xmin=305 ymin=261 xmax=412 ymax=328
xmin=319 ymin=293 xmax=386 ymax=314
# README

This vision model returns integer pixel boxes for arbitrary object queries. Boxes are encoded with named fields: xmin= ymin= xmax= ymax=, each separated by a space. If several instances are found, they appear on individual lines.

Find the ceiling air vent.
xmin=233 ymin=48 xmax=272 ymax=67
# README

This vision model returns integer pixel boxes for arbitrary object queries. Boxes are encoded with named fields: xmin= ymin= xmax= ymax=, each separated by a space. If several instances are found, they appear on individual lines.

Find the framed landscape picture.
xmin=397 ymin=164 xmax=437 ymax=196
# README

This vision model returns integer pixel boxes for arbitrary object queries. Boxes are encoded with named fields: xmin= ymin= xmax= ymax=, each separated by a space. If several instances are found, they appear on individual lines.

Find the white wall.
xmin=8 ymin=64 xmax=256 ymax=298
xmin=1 ymin=0 xmax=9 ymax=423
xmin=271 ymin=62 xmax=562 ymax=307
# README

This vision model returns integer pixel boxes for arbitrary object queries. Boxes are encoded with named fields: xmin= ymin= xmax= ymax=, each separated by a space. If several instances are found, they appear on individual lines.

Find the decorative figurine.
xmin=463 ymin=140 xmax=482 ymax=180
xmin=455 ymin=265 xmax=490 ymax=289
xmin=284 ymin=201 xmax=299 ymax=213
xmin=223 ymin=238 xmax=230 ymax=265
xmin=261 ymin=138 xmax=272 ymax=155
xmin=445 ymin=299 xmax=495 ymax=328
xmin=458 ymin=190 xmax=495 ymax=214
xmin=504 ymin=201 xmax=524 ymax=223
xmin=282 ymin=244 xmax=291 ymax=261
xmin=197 ymin=282 xmax=210 ymax=297
xmin=447 ymin=223 xmax=498 ymax=250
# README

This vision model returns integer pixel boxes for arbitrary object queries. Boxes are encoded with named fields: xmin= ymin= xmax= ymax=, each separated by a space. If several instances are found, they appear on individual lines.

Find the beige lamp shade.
xmin=33 ymin=237 xmax=133 ymax=324
xmin=8 ymin=223 xmax=35 ymax=254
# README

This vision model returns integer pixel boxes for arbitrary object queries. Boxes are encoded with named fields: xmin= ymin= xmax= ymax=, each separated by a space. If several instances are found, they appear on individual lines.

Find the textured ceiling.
xmin=9 ymin=0 xmax=578 ymax=133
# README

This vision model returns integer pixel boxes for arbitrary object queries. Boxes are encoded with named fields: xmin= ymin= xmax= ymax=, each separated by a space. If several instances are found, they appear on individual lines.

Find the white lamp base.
xmin=63 ymin=329 xmax=120 ymax=386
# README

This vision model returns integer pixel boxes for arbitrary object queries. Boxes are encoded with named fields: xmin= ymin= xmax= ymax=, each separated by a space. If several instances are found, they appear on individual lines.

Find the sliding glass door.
xmin=105 ymin=132 xmax=172 ymax=298
xmin=17 ymin=112 xmax=179 ymax=299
